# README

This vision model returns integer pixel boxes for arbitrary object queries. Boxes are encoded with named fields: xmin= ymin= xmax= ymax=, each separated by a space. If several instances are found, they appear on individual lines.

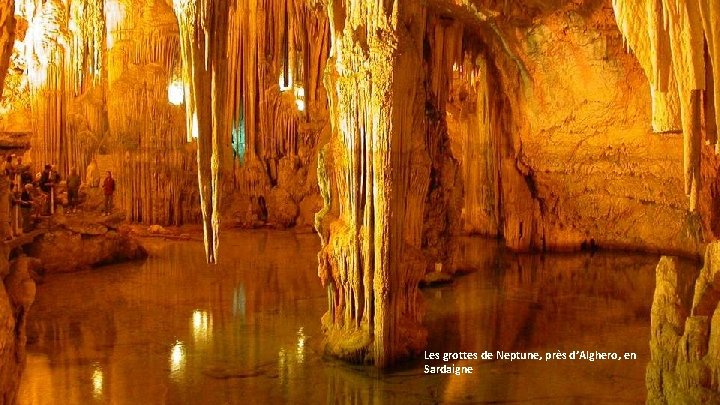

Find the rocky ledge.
xmin=27 ymin=212 xmax=147 ymax=273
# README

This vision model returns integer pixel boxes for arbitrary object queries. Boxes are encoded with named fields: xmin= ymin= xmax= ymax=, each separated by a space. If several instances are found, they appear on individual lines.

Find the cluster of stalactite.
xmin=68 ymin=0 xmax=104 ymax=96
xmin=106 ymin=65 xmax=198 ymax=225
xmin=224 ymin=0 xmax=329 ymax=212
xmin=422 ymin=13 xmax=509 ymax=259
xmin=173 ymin=0 xmax=329 ymax=261
xmin=612 ymin=0 xmax=720 ymax=212
xmin=316 ymin=0 xmax=431 ymax=367
xmin=226 ymin=0 xmax=328 ymax=164
xmin=17 ymin=0 xmax=199 ymax=226
xmin=23 ymin=0 xmax=71 ymax=172
xmin=106 ymin=0 xmax=198 ymax=226
xmin=18 ymin=0 xmax=106 ymax=176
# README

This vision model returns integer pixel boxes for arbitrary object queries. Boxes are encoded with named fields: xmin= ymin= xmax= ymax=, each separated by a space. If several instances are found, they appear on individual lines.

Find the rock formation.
xmin=1 ymin=0 xmax=720 ymax=372
xmin=1 ymin=254 xmax=38 ymax=405
xmin=646 ymin=244 xmax=720 ymax=404
xmin=27 ymin=214 xmax=147 ymax=273
xmin=0 ymin=1 xmax=31 ymax=402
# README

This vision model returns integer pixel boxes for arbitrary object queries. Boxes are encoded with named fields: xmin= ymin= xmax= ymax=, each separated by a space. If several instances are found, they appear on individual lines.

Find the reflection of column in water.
xmin=191 ymin=310 xmax=213 ymax=343
xmin=91 ymin=362 xmax=103 ymax=399
xmin=326 ymin=365 xmax=387 ymax=404
xmin=296 ymin=327 xmax=306 ymax=363
xmin=17 ymin=354 xmax=54 ymax=404
xmin=232 ymin=286 xmax=246 ymax=319
xmin=169 ymin=341 xmax=186 ymax=380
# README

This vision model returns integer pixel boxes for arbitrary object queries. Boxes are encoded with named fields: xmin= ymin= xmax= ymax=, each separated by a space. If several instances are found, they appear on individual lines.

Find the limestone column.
xmin=316 ymin=0 xmax=431 ymax=367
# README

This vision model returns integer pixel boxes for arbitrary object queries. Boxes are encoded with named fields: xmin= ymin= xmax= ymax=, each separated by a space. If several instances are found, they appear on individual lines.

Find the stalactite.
xmin=612 ymin=0 xmax=719 ymax=212
xmin=25 ymin=0 xmax=70 ymax=172
xmin=173 ymin=0 xmax=232 ymax=263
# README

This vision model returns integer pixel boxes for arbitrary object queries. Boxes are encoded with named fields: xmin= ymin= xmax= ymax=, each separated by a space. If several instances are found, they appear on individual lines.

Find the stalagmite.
xmin=317 ymin=0 xmax=431 ymax=367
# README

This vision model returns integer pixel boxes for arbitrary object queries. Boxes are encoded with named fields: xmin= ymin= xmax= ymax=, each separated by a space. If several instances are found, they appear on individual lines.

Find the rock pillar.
xmin=316 ymin=0 xmax=431 ymax=367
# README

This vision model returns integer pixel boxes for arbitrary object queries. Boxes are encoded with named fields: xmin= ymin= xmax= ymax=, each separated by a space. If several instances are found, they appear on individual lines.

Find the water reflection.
xmin=18 ymin=232 xmax=662 ymax=404
xmin=91 ymin=364 xmax=103 ymax=399
xmin=296 ymin=327 xmax=306 ymax=363
xmin=191 ymin=310 xmax=213 ymax=343
xmin=170 ymin=341 xmax=186 ymax=378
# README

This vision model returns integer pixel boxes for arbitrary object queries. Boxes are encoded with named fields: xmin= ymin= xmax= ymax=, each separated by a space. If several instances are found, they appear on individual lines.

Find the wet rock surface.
xmin=27 ymin=213 xmax=147 ymax=274
xmin=1 ymin=256 xmax=39 ymax=405
xmin=647 ymin=243 xmax=720 ymax=404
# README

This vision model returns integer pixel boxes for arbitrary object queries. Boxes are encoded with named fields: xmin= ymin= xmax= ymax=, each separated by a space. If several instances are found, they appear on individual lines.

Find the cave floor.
xmin=17 ymin=230 xmax=668 ymax=404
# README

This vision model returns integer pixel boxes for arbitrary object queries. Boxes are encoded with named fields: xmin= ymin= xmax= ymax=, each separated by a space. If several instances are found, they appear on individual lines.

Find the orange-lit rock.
xmin=1 ymin=0 xmax=720 ymax=377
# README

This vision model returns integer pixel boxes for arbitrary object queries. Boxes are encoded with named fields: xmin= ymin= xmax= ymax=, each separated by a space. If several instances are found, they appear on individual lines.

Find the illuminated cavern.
xmin=1 ymin=0 xmax=720 ymax=403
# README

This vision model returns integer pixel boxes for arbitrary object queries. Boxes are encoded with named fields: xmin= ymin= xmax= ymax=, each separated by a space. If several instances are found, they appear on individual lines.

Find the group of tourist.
xmin=2 ymin=155 xmax=117 ymax=240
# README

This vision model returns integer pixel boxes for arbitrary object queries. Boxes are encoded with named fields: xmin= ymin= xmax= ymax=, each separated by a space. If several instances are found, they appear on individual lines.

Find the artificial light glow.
xmin=105 ymin=0 xmax=126 ymax=49
xmin=168 ymin=81 xmax=184 ymax=105
xmin=295 ymin=100 xmax=305 ymax=112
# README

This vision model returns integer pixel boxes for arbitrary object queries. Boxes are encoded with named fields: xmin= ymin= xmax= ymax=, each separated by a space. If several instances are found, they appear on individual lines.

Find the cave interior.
xmin=1 ymin=0 xmax=720 ymax=403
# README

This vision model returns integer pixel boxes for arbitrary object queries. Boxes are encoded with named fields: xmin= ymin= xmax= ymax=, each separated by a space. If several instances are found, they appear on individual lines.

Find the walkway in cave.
xmin=16 ymin=231 xmax=669 ymax=404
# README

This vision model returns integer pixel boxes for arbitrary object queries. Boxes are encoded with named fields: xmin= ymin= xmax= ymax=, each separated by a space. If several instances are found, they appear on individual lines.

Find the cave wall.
xmin=0 ymin=1 xmax=33 ymax=403
xmin=646 ymin=247 xmax=720 ymax=404
xmin=441 ymin=0 xmax=701 ymax=256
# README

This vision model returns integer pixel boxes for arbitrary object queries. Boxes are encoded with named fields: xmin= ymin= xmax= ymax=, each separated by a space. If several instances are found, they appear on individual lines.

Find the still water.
xmin=18 ymin=231 xmax=662 ymax=404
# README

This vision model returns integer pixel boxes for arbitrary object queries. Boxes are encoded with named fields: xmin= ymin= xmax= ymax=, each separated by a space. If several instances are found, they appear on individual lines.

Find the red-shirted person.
xmin=102 ymin=171 xmax=115 ymax=216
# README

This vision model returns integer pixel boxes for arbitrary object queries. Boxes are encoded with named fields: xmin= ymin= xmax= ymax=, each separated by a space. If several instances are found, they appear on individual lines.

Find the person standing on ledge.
xmin=67 ymin=167 xmax=81 ymax=213
xmin=102 ymin=171 xmax=115 ymax=216
xmin=39 ymin=164 xmax=52 ymax=215
xmin=20 ymin=184 xmax=34 ymax=232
